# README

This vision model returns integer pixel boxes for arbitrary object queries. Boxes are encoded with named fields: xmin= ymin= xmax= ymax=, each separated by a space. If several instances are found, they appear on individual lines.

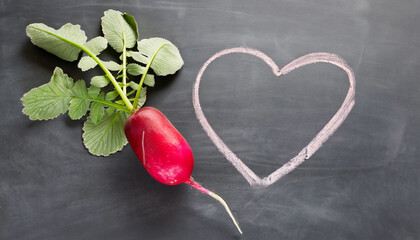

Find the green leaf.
xmin=68 ymin=80 xmax=90 ymax=120
xmin=106 ymin=107 xmax=115 ymax=115
xmin=78 ymin=37 xmax=108 ymax=71
xmin=91 ymin=75 xmax=110 ymax=88
xmin=144 ymin=74 xmax=155 ymax=87
xmin=129 ymin=74 xmax=155 ymax=87
xmin=127 ymin=77 xmax=154 ymax=89
xmin=88 ymin=86 xmax=101 ymax=98
xmin=128 ymin=51 xmax=148 ymax=63
xmin=132 ymin=37 xmax=184 ymax=76
xmin=101 ymin=9 xmax=137 ymax=53
xmin=122 ymin=13 xmax=139 ymax=42
xmin=128 ymin=81 xmax=139 ymax=90
xmin=21 ymin=67 xmax=74 ymax=120
xmin=87 ymin=89 xmax=105 ymax=124
xmin=106 ymin=90 xmax=119 ymax=100
xmin=116 ymin=74 xmax=125 ymax=80
xmin=127 ymin=74 xmax=154 ymax=89
xmin=82 ymin=111 xmax=129 ymax=156
xmin=84 ymin=36 xmax=107 ymax=55
xmin=102 ymin=60 xmax=122 ymax=71
xmin=78 ymin=56 xmax=97 ymax=71
xmin=126 ymin=63 xmax=145 ymax=76
xmin=26 ymin=23 xmax=87 ymax=61
xmin=136 ymin=87 xmax=147 ymax=109
xmin=21 ymin=67 xmax=114 ymax=121
xmin=77 ymin=37 xmax=108 ymax=71
xmin=90 ymin=100 xmax=105 ymax=124
xmin=68 ymin=79 xmax=127 ymax=120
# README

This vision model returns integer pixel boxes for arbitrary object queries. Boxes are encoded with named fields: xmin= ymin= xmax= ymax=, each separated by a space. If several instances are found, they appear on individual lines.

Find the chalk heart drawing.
xmin=193 ymin=47 xmax=356 ymax=188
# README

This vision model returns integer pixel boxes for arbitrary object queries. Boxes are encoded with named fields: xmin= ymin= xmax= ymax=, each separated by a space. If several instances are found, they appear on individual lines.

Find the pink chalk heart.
xmin=193 ymin=47 xmax=356 ymax=187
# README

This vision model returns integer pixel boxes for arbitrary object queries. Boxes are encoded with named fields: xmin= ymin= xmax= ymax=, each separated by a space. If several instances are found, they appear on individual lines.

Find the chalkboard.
xmin=1 ymin=0 xmax=419 ymax=239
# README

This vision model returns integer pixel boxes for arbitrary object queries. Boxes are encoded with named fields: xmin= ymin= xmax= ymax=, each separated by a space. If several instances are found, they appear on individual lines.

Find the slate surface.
xmin=1 ymin=0 xmax=419 ymax=239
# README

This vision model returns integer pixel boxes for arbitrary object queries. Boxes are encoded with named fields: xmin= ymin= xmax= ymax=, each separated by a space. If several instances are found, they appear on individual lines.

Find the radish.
xmin=23 ymin=10 xmax=241 ymax=235
xmin=124 ymin=107 xmax=242 ymax=234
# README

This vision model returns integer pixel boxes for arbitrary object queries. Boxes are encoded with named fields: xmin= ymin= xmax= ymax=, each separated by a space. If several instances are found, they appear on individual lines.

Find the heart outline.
xmin=193 ymin=47 xmax=356 ymax=187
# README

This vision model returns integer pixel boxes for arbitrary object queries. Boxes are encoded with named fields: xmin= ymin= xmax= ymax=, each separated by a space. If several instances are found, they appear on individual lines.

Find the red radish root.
xmin=124 ymin=107 xmax=242 ymax=234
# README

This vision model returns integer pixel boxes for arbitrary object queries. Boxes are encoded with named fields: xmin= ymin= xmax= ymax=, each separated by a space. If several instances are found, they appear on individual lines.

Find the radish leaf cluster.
xmin=22 ymin=9 xmax=184 ymax=156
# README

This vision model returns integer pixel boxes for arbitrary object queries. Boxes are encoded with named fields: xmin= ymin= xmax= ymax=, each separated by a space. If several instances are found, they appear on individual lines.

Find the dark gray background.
xmin=1 ymin=0 xmax=419 ymax=239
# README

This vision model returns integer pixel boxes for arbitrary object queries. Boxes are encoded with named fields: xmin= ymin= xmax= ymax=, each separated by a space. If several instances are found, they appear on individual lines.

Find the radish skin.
xmin=125 ymin=107 xmax=194 ymax=185
xmin=124 ymin=107 xmax=242 ymax=234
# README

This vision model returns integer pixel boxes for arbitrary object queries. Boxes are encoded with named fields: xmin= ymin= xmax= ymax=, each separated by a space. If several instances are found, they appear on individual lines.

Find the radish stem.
xmin=122 ymin=34 xmax=127 ymax=94
xmin=186 ymin=177 xmax=243 ymax=234
xmin=132 ymin=43 xmax=167 ymax=109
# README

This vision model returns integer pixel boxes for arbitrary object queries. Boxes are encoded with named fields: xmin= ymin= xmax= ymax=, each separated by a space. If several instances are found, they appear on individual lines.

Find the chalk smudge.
xmin=193 ymin=47 xmax=356 ymax=187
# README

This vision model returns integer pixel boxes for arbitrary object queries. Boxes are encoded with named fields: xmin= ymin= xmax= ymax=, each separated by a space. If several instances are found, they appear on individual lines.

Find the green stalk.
xmin=80 ymin=45 xmax=133 ymax=111
xmin=132 ymin=44 xmax=166 ymax=109
xmin=126 ymin=89 xmax=136 ymax=97
xmin=89 ymin=98 xmax=131 ymax=113
xmin=31 ymin=27 xmax=134 ymax=111
xmin=122 ymin=34 xmax=127 ymax=94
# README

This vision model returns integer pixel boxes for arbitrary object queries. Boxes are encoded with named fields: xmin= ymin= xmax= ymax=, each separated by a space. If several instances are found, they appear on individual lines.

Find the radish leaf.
xmin=84 ymin=36 xmax=108 ymax=55
xmin=106 ymin=90 xmax=119 ymax=101
xmin=22 ymin=9 xmax=184 ymax=157
xmin=82 ymin=111 xmax=129 ymax=156
xmin=88 ymin=86 xmax=101 ymax=98
xmin=122 ymin=13 xmax=139 ymax=42
xmin=78 ymin=37 xmax=108 ymax=71
xmin=136 ymin=87 xmax=147 ymax=108
xmin=22 ymin=67 xmax=74 ymax=120
xmin=128 ymin=51 xmax=148 ymax=63
xmin=126 ymin=64 xmax=155 ymax=87
xmin=101 ymin=9 xmax=138 ymax=53
xmin=26 ymin=23 xmax=87 ymax=61
xmin=102 ymin=61 xmax=122 ymax=71
xmin=126 ymin=63 xmax=145 ymax=76
xmin=144 ymin=75 xmax=155 ymax=87
xmin=106 ymin=107 xmax=115 ymax=115
xmin=22 ymin=67 xmax=124 ymax=124
xmin=78 ymin=56 xmax=97 ymax=71
xmin=131 ymin=38 xmax=183 ymax=76
xmin=90 ymin=100 xmax=105 ymax=124
xmin=91 ymin=75 xmax=110 ymax=88
xmin=68 ymin=80 xmax=90 ymax=120
xmin=87 ymin=88 xmax=106 ymax=124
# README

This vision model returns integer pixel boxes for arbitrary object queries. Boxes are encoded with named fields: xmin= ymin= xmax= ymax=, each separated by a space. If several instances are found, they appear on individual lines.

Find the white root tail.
xmin=186 ymin=177 xmax=242 ymax=234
